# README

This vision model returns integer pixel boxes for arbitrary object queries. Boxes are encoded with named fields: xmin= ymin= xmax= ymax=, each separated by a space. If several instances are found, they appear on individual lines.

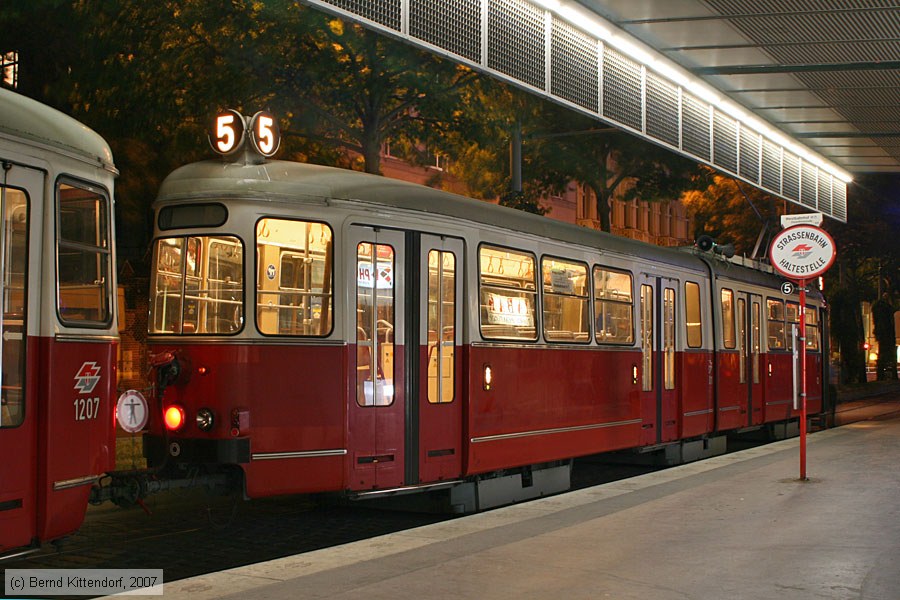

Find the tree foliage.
xmin=2 ymin=1 xmax=481 ymax=262
xmin=499 ymin=190 xmax=548 ymax=216
xmin=275 ymin=10 xmax=477 ymax=175
xmin=438 ymin=78 xmax=546 ymax=201
xmin=828 ymin=285 xmax=868 ymax=384
xmin=826 ymin=176 xmax=900 ymax=300
xmin=526 ymin=106 xmax=707 ymax=232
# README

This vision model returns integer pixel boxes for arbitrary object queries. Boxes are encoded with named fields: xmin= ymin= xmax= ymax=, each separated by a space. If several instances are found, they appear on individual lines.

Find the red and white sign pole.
xmin=798 ymin=278 xmax=808 ymax=478
xmin=769 ymin=219 xmax=836 ymax=480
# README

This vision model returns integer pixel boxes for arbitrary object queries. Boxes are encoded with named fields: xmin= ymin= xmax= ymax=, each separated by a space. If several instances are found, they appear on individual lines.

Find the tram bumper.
xmin=143 ymin=434 xmax=251 ymax=467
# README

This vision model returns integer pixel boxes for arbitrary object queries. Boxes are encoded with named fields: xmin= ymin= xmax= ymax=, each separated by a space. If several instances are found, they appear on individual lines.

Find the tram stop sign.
xmin=769 ymin=224 xmax=837 ymax=281
xmin=768 ymin=221 xmax=836 ymax=482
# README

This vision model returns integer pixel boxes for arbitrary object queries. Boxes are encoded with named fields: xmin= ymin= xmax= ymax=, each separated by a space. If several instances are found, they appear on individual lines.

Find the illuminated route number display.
xmin=209 ymin=109 xmax=280 ymax=157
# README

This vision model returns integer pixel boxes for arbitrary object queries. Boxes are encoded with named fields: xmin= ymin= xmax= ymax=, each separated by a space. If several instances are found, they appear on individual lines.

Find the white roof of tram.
xmin=157 ymin=156 xmax=800 ymax=288
xmin=0 ymin=87 xmax=115 ymax=172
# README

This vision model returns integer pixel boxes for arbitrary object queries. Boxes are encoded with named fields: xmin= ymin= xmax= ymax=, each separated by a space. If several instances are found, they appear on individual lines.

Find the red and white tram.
xmin=138 ymin=110 xmax=825 ymax=510
xmin=0 ymin=88 xmax=119 ymax=554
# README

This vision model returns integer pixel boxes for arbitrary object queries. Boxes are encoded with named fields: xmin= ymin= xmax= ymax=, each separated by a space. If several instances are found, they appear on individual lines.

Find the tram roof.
xmin=160 ymin=157 xmax=722 ymax=272
xmin=0 ymin=88 xmax=115 ymax=172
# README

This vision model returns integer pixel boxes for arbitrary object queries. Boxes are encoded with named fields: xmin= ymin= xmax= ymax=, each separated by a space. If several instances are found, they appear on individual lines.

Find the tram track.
xmin=3 ymin=400 xmax=894 ymax=598
xmin=0 ymin=459 xmax=654 ymax=595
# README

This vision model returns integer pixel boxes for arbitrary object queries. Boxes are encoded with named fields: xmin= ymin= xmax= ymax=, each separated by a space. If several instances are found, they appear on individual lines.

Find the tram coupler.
xmin=90 ymin=468 xmax=237 ymax=508
xmin=150 ymin=350 xmax=191 ymax=395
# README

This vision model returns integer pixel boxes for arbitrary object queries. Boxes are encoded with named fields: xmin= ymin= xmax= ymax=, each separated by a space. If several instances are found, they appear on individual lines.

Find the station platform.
xmin=159 ymin=404 xmax=900 ymax=600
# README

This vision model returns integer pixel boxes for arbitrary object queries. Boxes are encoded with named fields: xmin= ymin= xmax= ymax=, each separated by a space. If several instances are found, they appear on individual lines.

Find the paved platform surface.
xmin=156 ymin=404 xmax=900 ymax=600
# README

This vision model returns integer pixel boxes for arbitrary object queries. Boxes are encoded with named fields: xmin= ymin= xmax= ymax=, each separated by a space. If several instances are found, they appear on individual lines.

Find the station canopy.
xmin=301 ymin=0 xmax=900 ymax=223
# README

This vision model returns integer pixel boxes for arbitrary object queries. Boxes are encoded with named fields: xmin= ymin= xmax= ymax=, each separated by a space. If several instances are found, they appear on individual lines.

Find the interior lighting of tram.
xmin=530 ymin=0 xmax=853 ymax=185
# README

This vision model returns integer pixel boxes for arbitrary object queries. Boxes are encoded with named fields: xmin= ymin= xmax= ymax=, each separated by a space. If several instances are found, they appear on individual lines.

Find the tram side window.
xmin=805 ymin=307 xmax=820 ymax=351
xmin=149 ymin=236 xmax=244 ymax=334
xmin=738 ymin=297 xmax=747 ymax=384
xmin=57 ymin=182 xmax=111 ymax=325
xmin=640 ymin=284 xmax=653 ymax=391
xmin=256 ymin=218 xmax=333 ymax=336
xmin=721 ymin=288 xmax=736 ymax=349
xmin=542 ymin=257 xmax=589 ymax=343
xmin=427 ymin=250 xmax=456 ymax=404
xmin=786 ymin=302 xmax=800 ymax=352
xmin=752 ymin=301 xmax=761 ymax=383
xmin=357 ymin=242 xmax=395 ymax=406
xmin=684 ymin=281 xmax=703 ymax=348
xmin=0 ymin=187 xmax=27 ymax=428
xmin=479 ymin=245 xmax=537 ymax=341
xmin=767 ymin=299 xmax=786 ymax=350
xmin=593 ymin=267 xmax=634 ymax=344
xmin=664 ymin=287 xmax=675 ymax=390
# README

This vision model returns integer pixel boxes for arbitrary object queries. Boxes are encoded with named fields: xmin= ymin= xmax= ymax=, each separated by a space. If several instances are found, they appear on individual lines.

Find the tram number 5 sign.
xmin=209 ymin=109 xmax=281 ymax=158
xmin=769 ymin=224 xmax=836 ymax=281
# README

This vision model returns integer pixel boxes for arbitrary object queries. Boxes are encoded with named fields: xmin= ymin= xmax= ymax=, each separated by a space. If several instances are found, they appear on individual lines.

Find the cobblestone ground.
xmin=1 ymin=458 xmax=658 ymax=599
xmin=0 ymin=491 xmax=451 ymax=598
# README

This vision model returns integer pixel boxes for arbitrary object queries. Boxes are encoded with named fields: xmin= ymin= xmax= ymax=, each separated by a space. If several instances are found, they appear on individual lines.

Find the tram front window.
xmin=150 ymin=236 xmax=244 ymax=334
xmin=57 ymin=182 xmax=112 ymax=325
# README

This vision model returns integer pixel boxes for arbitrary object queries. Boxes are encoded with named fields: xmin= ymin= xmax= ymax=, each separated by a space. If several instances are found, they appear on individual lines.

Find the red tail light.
xmin=164 ymin=405 xmax=186 ymax=431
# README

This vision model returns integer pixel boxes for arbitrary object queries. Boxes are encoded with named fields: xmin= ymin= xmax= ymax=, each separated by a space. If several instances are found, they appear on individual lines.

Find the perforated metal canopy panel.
xmin=301 ymin=0 xmax=850 ymax=222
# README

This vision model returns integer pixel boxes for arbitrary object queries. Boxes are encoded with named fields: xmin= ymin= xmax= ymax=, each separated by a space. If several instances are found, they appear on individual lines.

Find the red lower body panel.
xmin=39 ymin=338 xmax=117 ymax=542
xmin=466 ymin=345 xmax=642 ymax=474
xmin=148 ymin=343 xmax=347 ymax=498
xmin=145 ymin=340 xmax=823 ymax=500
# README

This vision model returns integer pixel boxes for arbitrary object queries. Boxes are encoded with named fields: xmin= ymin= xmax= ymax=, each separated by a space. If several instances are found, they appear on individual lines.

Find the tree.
xmin=275 ymin=9 xmax=477 ymax=174
xmin=528 ymin=107 xmax=707 ymax=232
xmin=499 ymin=189 xmax=548 ymax=216
xmin=824 ymin=174 xmax=900 ymax=383
xmin=3 ymin=1 xmax=484 ymax=258
xmin=0 ymin=1 xmax=82 ymax=105
xmin=438 ymin=78 xmax=544 ymax=201
xmin=12 ymin=0 xmax=294 ymax=264
xmin=829 ymin=284 xmax=868 ymax=384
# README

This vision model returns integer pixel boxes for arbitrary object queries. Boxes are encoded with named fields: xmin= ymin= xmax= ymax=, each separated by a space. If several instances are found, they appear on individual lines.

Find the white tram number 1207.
xmin=74 ymin=397 xmax=100 ymax=421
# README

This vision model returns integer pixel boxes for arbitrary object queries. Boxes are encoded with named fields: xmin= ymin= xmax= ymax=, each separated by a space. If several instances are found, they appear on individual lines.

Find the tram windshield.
xmin=57 ymin=182 xmax=112 ymax=325
xmin=256 ymin=218 xmax=333 ymax=336
xmin=149 ymin=236 xmax=243 ymax=334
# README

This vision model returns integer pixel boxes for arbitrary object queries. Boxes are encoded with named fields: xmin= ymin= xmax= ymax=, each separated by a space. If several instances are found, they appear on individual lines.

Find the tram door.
xmin=0 ymin=165 xmax=37 ymax=551
xmin=417 ymin=235 xmax=463 ymax=483
xmin=348 ymin=227 xmax=406 ymax=490
xmin=638 ymin=276 xmax=679 ymax=446
xmin=737 ymin=292 xmax=764 ymax=426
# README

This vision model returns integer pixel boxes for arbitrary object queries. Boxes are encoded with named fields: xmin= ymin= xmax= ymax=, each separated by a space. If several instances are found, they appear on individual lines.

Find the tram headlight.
xmin=196 ymin=408 xmax=215 ymax=431
xmin=483 ymin=364 xmax=493 ymax=391
xmin=164 ymin=405 xmax=186 ymax=431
